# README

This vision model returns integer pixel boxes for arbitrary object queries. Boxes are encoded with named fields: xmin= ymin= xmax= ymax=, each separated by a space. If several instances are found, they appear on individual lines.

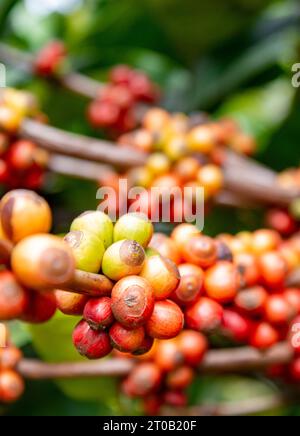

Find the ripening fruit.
xmin=147 ymin=153 xmax=171 ymax=177
xmin=125 ymin=362 xmax=162 ymax=397
xmin=264 ymin=295 xmax=294 ymax=326
xmin=111 ymin=276 xmax=154 ymax=328
xmin=143 ymin=395 xmax=162 ymax=415
xmin=0 ymin=346 xmax=22 ymax=369
xmin=149 ymin=233 xmax=181 ymax=265
xmin=249 ymin=322 xmax=279 ymax=349
xmin=284 ymin=288 xmax=300 ymax=314
xmin=289 ymin=357 xmax=300 ymax=382
xmin=11 ymin=234 xmax=75 ymax=290
xmin=164 ymin=390 xmax=187 ymax=407
xmin=185 ymin=297 xmax=223 ymax=333
xmin=142 ymin=108 xmax=170 ymax=132
xmin=72 ymin=319 xmax=112 ymax=359
xmin=154 ymin=339 xmax=183 ymax=372
xmin=234 ymin=286 xmax=268 ymax=316
xmin=0 ymin=369 xmax=24 ymax=403
xmin=186 ymin=125 xmax=216 ymax=154
xmin=20 ymin=291 xmax=57 ymax=323
xmin=102 ymin=240 xmax=145 ymax=281
xmin=234 ymin=252 xmax=260 ymax=287
xmin=204 ymin=261 xmax=240 ymax=303
xmin=0 ymin=189 xmax=52 ymax=243
xmin=139 ymin=255 xmax=180 ymax=300
xmin=171 ymin=224 xmax=201 ymax=248
xmin=113 ymin=213 xmax=153 ymax=248
xmin=145 ymin=300 xmax=184 ymax=340
xmin=83 ymin=296 xmax=114 ymax=330
xmin=70 ymin=211 xmax=113 ymax=249
xmin=55 ymin=290 xmax=88 ymax=316
xmin=197 ymin=164 xmax=223 ymax=196
xmin=259 ymin=251 xmax=288 ymax=288
xmin=0 ymin=271 xmax=29 ymax=320
xmin=181 ymin=236 xmax=217 ymax=268
xmin=132 ymin=336 xmax=154 ymax=356
xmin=173 ymin=264 xmax=204 ymax=306
xmin=64 ymin=230 xmax=105 ymax=273
xmin=166 ymin=366 xmax=194 ymax=390
xmin=251 ymin=229 xmax=281 ymax=255
xmin=173 ymin=157 xmax=200 ymax=183
xmin=221 ymin=309 xmax=251 ymax=343
xmin=109 ymin=322 xmax=145 ymax=353
xmin=177 ymin=330 xmax=208 ymax=366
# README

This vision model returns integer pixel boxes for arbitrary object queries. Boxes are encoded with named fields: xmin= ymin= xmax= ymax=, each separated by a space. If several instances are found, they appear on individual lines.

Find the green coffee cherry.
xmin=113 ymin=213 xmax=153 ymax=248
xmin=64 ymin=230 xmax=105 ymax=273
xmin=102 ymin=239 xmax=145 ymax=281
xmin=70 ymin=211 xmax=113 ymax=249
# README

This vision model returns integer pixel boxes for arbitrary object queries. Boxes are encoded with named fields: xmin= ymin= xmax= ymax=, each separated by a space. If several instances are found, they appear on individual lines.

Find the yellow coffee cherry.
xmin=197 ymin=164 xmax=223 ymax=197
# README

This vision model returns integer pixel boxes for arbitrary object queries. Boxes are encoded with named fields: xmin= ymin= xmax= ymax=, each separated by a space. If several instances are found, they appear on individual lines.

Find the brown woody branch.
xmin=17 ymin=342 xmax=293 ymax=380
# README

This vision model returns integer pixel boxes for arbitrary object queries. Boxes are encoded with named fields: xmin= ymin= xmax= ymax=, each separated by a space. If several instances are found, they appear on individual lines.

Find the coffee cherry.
xmin=64 ymin=230 xmax=105 ymax=273
xmin=0 ymin=369 xmax=24 ymax=403
xmin=266 ymin=209 xmax=297 ymax=236
xmin=6 ymin=140 xmax=37 ymax=171
xmin=185 ymin=297 xmax=223 ymax=333
xmin=259 ymin=251 xmax=288 ymax=288
xmin=289 ymin=357 xmax=300 ymax=381
xmin=264 ymin=295 xmax=294 ymax=326
xmin=234 ymin=252 xmax=260 ymax=287
xmin=181 ymin=236 xmax=217 ymax=268
xmin=149 ymin=233 xmax=181 ymax=265
xmin=12 ymin=234 xmax=75 ymax=290
xmin=83 ymin=297 xmax=114 ymax=330
xmin=72 ymin=319 xmax=112 ymax=359
xmin=284 ymin=288 xmax=300 ymax=314
xmin=251 ymin=229 xmax=281 ymax=255
xmin=147 ymin=153 xmax=171 ymax=177
xmin=173 ymin=264 xmax=204 ymax=306
xmin=0 ymin=105 xmax=22 ymax=132
xmin=155 ymin=339 xmax=184 ymax=372
xmin=102 ymin=240 xmax=145 ymax=281
xmin=132 ymin=336 xmax=154 ymax=356
xmin=215 ymin=240 xmax=233 ymax=262
xmin=113 ymin=213 xmax=153 ymax=248
xmin=177 ymin=330 xmax=208 ymax=366
xmin=20 ymin=291 xmax=56 ymax=323
xmin=145 ymin=300 xmax=184 ymax=340
xmin=34 ymin=41 xmax=66 ymax=76
xmin=143 ymin=395 xmax=162 ymax=415
xmin=197 ymin=164 xmax=223 ymax=197
xmin=0 ymin=346 xmax=22 ymax=369
xmin=126 ymin=362 xmax=162 ymax=397
xmin=55 ymin=290 xmax=88 ymax=316
xmin=174 ymin=157 xmax=200 ymax=183
xmin=109 ymin=322 xmax=145 ymax=353
xmin=140 ymin=255 xmax=180 ymax=300
xmin=70 ymin=211 xmax=113 ymax=249
xmin=234 ymin=286 xmax=268 ymax=316
xmin=166 ymin=366 xmax=194 ymax=390
xmin=187 ymin=125 xmax=215 ymax=154
xmin=249 ymin=322 xmax=279 ymax=349
xmin=142 ymin=108 xmax=170 ymax=132
xmin=111 ymin=276 xmax=154 ymax=328
xmin=0 ymin=189 xmax=52 ymax=243
xmin=204 ymin=261 xmax=240 ymax=303
xmin=164 ymin=390 xmax=187 ymax=407
xmin=221 ymin=309 xmax=251 ymax=343
xmin=0 ymin=271 xmax=29 ymax=320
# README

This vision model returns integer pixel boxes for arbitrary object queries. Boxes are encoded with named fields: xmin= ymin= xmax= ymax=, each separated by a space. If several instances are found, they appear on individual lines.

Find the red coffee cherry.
xmin=111 ymin=276 xmax=154 ymax=328
xmin=145 ymin=300 xmax=184 ymax=340
xmin=221 ymin=309 xmax=252 ymax=343
xmin=0 ymin=271 xmax=29 ymax=320
xmin=20 ymin=290 xmax=56 ymax=324
xmin=155 ymin=339 xmax=184 ymax=372
xmin=264 ymin=294 xmax=295 ymax=326
xmin=177 ymin=330 xmax=208 ymax=366
xmin=289 ymin=357 xmax=300 ymax=381
xmin=234 ymin=252 xmax=260 ymax=287
xmin=259 ymin=251 xmax=288 ymax=288
xmin=0 ymin=346 xmax=22 ymax=369
xmin=163 ymin=390 xmax=187 ymax=407
xmin=55 ymin=290 xmax=88 ymax=316
xmin=109 ymin=322 xmax=145 ymax=353
xmin=72 ymin=319 xmax=112 ymax=359
xmin=34 ymin=41 xmax=66 ymax=76
xmin=125 ymin=362 xmax=162 ymax=397
xmin=284 ymin=288 xmax=300 ymax=314
xmin=204 ymin=261 xmax=240 ymax=303
xmin=181 ymin=236 xmax=217 ymax=268
xmin=185 ymin=297 xmax=223 ymax=333
xmin=132 ymin=336 xmax=154 ymax=356
xmin=166 ymin=366 xmax=195 ymax=390
xmin=143 ymin=395 xmax=163 ymax=415
xmin=149 ymin=233 xmax=181 ymax=265
xmin=0 ymin=369 xmax=24 ymax=403
xmin=234 ymin=286 xmax=268 ymax=316
xmin=249 ymin=322 xmax=279 ymax=349
xmin=266 ymin=209 xmax=297 ymax=236
xmin=83 ymin=297 xmax=114 ymax=330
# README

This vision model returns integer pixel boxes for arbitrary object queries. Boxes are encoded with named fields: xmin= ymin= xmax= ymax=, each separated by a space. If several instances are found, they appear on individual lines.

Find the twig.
xmin=17 ymin=342 xmax=293 ymax=380
xmin=62 ymin=269 xmax=113 ymax=297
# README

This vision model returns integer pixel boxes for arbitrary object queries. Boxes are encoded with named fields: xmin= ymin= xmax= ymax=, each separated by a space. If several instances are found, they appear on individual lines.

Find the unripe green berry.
xmin=70 ymin=211 xmax=113 ymax=249
xmin=102 ymin=240 xmax=145 ymax=281
xmin=64 ymin=230 xmax=105 ymax=273
xmin=113 ymin=213 xmax=153 ymax=248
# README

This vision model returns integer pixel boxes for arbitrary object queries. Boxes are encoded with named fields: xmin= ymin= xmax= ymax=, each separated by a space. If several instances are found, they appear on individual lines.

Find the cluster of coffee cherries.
xmin=56 ymin=211 xmax=185 ymax=358
xmin=87 ymin=65 xmax=160 ymax=135
xmin=116 ymin=223 xmax=300 ymax=413
xmin=106 ymin=108 xmax=257 ymax=218
xmin=0 ymin=325 xmax=25 ymax=405
xmin=34 ymin=41 xmax=67 ymax=77
xmin=0 ymin=190 xmax=57 ymax=324
xmin=0 ymin=134 xmax=47 ymax=189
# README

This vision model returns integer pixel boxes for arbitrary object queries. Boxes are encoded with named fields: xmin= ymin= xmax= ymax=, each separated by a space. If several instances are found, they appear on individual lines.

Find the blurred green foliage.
xmin=1 ymin=0 xmax=300 ymax=416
